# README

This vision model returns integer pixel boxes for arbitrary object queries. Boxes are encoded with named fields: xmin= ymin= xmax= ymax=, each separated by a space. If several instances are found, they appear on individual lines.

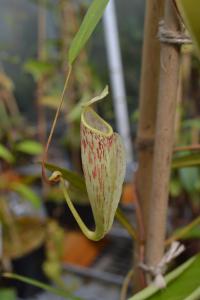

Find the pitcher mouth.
xmin=81 ymin=106 xmax=113 ymax=137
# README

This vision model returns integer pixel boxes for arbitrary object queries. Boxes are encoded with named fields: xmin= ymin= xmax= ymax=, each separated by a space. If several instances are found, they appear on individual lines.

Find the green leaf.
xmin=129 ymin=255 xmax=200 ymax=300
xmin=183 ymin=118 xmax=200 ymax=129
xmin=173 ymin=223 xmax=200 ymax=241
xmin=45 ymin=163 xmax=89 ymax=205
xmin=172 ymin=153 xmax=200 ymax=169
xmin=24 ymin=59 xmax=54 ymax=81
xmin=67 ymin=99 xmax=85 ymax=123
xmin=181 ymin=226 xmax=200 ymax=239
xmin=11 ymin=183 xmax=41 ymax=209
xmin=0 ymin=144 xmax=14 ymax=163
xmin=166 ymin=216 xmax=200 ymax=244
xmin=0 ymin=289 xmax=16 ymax=300
xmin=176 ymin=0 xmax=200 ymax=56
xmin=15 ymin=140 xmax=43 ymax=155
xmin=0 ymin=102 xmax=11 ymax=130
xmin=169 ymin=177 xmax=182 ymax=197
xmin=179 ymin=167 xmax=199 ymax=192
xmin=40 ymin=95 xmax=64 ymax=110
xmin=3 ymin=273 xmax=82 ymax=300
xmin=68 ymin=0 xmax=109 ymax=64
xmin=44 ymin=162 xmax=87 ymax=197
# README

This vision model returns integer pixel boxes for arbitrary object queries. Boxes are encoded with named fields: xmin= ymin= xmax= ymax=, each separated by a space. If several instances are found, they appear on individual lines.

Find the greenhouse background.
xmin=0 ymin=1 xmax=200 ymax=300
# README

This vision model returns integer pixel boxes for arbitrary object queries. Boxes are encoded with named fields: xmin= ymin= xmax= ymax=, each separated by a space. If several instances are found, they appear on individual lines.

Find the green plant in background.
xmin=0 ymin=70 xmax=45 ymax=207
xmin=0 ymin=73 xmax=45 ymax=258
xmin=166 ymin=1 xmax=200 ymax=245
xmin=173 ymin=0 xmax=200 ymax=224
xmin=43 ymin=220 xmax=67 ymax=291
xmin=0 ymin=72 xmax=21 ymax=134
xmin=0 ymin=143 xmax=45 ymax=260
xmin=0 ymin=69 xmax=71 ymax=296
xmin=170 ymin=103 xmax=200 ymax=217
xmin=0 ymin=144 xmax=14 ymax=164
xmin=0 ymin=70 xmax=44 ymax=162
xmin=176 ymin=0 xmax=200 ymax=55
xmin=3 ymin=273 xmax=82 ymax=300
xmin=0 ymin=289 xmax=16 ymax=300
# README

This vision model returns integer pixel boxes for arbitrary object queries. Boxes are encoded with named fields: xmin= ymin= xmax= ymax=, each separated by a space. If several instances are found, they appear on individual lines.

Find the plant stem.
xmin=120 ymin=269 xmax=134 ymax=300
xmin=145 ymin=0 xmax=181 ymax=268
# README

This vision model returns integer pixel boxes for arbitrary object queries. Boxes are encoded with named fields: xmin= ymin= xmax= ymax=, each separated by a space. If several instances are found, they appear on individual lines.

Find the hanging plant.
xmin=50 ymin=87 xmax=126 ymax=241
xmin=40 ymin=0 xmax=127 ymax=242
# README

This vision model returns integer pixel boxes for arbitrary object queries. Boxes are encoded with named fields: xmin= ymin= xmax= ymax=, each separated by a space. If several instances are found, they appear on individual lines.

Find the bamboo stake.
xmin=134 ymin=1 xmax=164 ymax=290
xmin=136 ymin=0 xmax=164 ymax=230
xmin=146 ymin=0 xmax=181 ymax=268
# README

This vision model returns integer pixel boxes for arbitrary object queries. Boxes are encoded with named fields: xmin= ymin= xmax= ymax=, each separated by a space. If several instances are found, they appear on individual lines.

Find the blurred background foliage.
xmin=0 ymin=0 xmax=144 ymax=126
xmin=0 ymin=0 xmax=200 ymax=299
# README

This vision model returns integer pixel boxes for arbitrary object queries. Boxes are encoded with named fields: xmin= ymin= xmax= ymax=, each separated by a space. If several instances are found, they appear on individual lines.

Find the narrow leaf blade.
xmin=0 ymin=144 xmax=14 ymax=163
xmin=3 ymin=273 xmax=81 ymax=300
xmin=68 ymin=0 xmax=109 ymax=64
xmin=15 ymin=140 xmax=43 ymax=155
xmin=129 ymin=255 xmax=200 ymax=300
xmin=44 ymin=162 xmax=87 ymax=196
xmin=176 ymin=0 xmax=200 ymax=55
xmin=11 ymin=183 xmax=41 ymax=209
xmin=172 ymin=152 xmax=200 ymax=169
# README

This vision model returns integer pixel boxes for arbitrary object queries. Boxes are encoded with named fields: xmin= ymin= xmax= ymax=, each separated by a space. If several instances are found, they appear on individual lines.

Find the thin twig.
xmin=42 ymin=65 xmax=72 ymax=184
xmin=134 ymin=189 xmax=145 ymax=245
xmin=174 ymin=144 xmax=200 ymax=152
xmin=134 ymin=186 xmax=146 ymax=288
xmin=120 ymin=269 xmax=134 ymax=300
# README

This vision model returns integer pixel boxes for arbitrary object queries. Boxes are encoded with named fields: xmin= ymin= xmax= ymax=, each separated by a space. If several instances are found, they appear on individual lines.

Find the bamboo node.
xmin=136 ymin=137 xmax=154 ymax=151
xmin=139 ymin=241 xmax=185 ymax=289
xmin=158 ymin=20 xmax=192 ymax=45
